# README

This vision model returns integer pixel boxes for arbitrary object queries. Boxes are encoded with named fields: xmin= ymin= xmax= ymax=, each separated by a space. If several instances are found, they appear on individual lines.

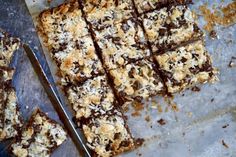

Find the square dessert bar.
xmin=0 ymin=86 xmax=23 ymax=141
xmin=39 ymin=0 xmax=89 ymax=52
xmin=134 ymin=0 xmax=192 ymax=14
xmin=57 ymin=35 xmax=104 ymax=84
xmin=109 ymin=59 xmax=165 ymax=102
xmin=94 ymin=18 xmax=151 ymax=70
xmin=155 ymin=40 xmax=218 ymax=93
xmin=0 ymin=29 xmax=20 ymax=67
xmin=65 ymin=75 xmax=117 ymax=123
xmin=82 ymin=0 xmax=135 ymax=30
xmin=142 ymin=5 xmax=203 ymax=52
xmin=10 ymin=109 xmax=67 ymax=157
xmin=39 ymin=2 xmax=104 ymax=84
xmin=82 ymin=110 xmax=135 ymax=157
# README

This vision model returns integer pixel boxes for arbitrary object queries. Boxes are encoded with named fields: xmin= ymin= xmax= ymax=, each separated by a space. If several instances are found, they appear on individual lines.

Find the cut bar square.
xmin=56 ymin=35 xmax=104 ymax=84
xmin=109 ymin=59 xmax=164 ymax=102
xmin=94 ymin=18 xmax=151 ymax=70
xmin=0 ymin=29 xmax=20 ymax=67
xmin=155 ymin=40 xmax=218 ymax=93
xmin=39 ymin=1 xmax=104 ymax=84
xmin=65 ymin=75 xmax=117 ymax=123
xmin=82 ymin=0 xmax=135 ymax=30
xmin=82 ymin=110 xmax=135 ymax=157
xmin=142 ymin=5 xmax=203 ymax=52
xmin=134 ymin=0 xmax=192 ymax=14
xmin=10 ymin=109 xmax=67 ymax=157
xmin=39 ymin=0 xmax=89 ymax=54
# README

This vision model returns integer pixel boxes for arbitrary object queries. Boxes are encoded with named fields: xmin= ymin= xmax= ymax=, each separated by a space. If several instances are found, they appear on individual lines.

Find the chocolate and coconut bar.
xmin=134 ymin=0 xmax=192 ymax=14
xmin=94 ymin=18 xmax=151 ymax=70
xmin=66 ymin=75 xmax=117 ymax=123
xmin=10 ymin=109 xmax=67 ymax=157
xmin=109 ymin=59 xmax=164 ymax=102
xmin=142 ymin=5 xmax=203 ymax=52
xmin=39 ymin=2 xmax=104 ymax=83
xmin=82 ymin=0 xmax=135 ymax=30
xmin=39 ymin=0 xmax=89 ymax=49
xmin=57 ymin=35 xmax=104 ymax=84
xmin=155 ymin=40 xmax=218 ymax=93
xmin=0 ymin=29 xmax=20 ymax=67
xmin=82 ymin=110 xmax=135 ymax=157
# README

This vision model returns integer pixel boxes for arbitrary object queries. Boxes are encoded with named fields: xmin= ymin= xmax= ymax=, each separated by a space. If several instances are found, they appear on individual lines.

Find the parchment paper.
xmin=1 ymin=0 xmax=236 ymax=156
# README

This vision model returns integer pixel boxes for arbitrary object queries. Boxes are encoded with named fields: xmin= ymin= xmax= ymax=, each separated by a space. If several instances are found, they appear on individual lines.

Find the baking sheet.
xmin=1 ymin=0 xmax=236 ymax=156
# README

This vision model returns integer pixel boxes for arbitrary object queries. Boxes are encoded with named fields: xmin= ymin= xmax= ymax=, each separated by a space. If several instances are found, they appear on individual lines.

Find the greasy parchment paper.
xmin=3 ymin=0 xmax=236 ymax=156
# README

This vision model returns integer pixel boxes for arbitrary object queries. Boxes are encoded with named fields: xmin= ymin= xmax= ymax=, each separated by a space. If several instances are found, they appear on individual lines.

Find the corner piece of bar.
xmin=142 ymin=5 xmax=203 ymax=52
xmin=94 ymin=18 xmax=151 ymax=70
xmin=134 ymin=0 xmax=192 ymax=14
xmin=82 ymin=0 xmax=135 ymax=30
xmin=82 ymin=110 xmax=135 ymax=157
xmin=65 ymin=75 xmax=117 ymax=123
xmin=10 ymin=109 xmax=67 ymax=157
xmin=38 ymin=0 xmax=89 ymax=51
xmin=0 ymin=29 xmax=20 ymax=67
xmin=109 ymin=59 xmax=165 ymax=102
xmin=155 ymin=40 xmax=218 ymax=93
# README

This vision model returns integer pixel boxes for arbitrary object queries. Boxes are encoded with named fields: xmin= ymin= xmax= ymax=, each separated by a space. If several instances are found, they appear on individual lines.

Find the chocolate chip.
xmin=157 ymin=118 xmax=166 ymax=125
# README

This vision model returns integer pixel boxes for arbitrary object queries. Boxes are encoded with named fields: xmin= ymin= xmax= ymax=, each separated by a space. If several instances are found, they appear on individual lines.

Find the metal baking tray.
xmin=1 ymin=0 xmax=236 ymax=156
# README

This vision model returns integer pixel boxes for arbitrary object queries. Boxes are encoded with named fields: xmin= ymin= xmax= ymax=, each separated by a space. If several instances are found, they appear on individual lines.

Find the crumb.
xmin=182 ymin=93 xmax=185 ymax=96
xmin=157 ymin=104 xmax=163 ymax=113
xmin=135 ymin=138 xmax=145 ymax=147
xmin=145 ymin=116 xmax=151 ymax=122
xmin=191 ymin=86 xmax=201 ymax=92
xmin=209 ymin=30 xmax=218 ymax=39
xmin=187 ymin=112 xmax=193 ymax=118
xmin=222 ymin=140 xmax=229 ymax=148
xmin=157 ymin=118 xmax=166 ymax=125
xmin=131 ymin=101 xmax=144 ymax=117
xmin=211 ymin=98 xmax=214 ymax=102
xmin=228 ymin=56 xmax=236 ymax=68
xmin=222 ymin=124 xmax=229 ymax=128
xmin=131 ymin=112 xmax=141 ymax=117
xmin=199 ymin=1 xmax=236 ymax=32
xmin=171 ymin=103 xmax=179 ymax=112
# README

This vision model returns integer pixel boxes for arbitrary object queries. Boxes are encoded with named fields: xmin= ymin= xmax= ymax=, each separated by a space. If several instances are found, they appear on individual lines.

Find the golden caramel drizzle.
xmin=199 ymin=1 xmax=236 ymax=32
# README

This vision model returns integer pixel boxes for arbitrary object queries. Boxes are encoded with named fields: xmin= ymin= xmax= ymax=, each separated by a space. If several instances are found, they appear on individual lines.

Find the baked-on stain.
xmin=199 ymin=1 xmax=236 ymax=32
